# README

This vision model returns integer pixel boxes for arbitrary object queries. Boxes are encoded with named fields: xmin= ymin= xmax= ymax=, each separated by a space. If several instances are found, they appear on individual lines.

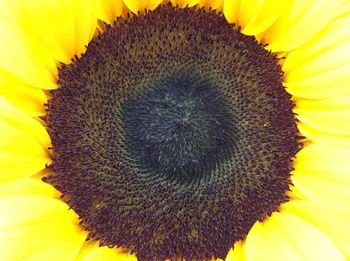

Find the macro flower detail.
xmin=0 ymin=0 xmax=349 ymax=261
xmin=44 ymin=5 xmax=300 ymax=259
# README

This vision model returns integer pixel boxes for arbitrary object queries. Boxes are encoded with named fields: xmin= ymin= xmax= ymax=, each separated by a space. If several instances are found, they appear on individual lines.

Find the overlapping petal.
xmin=294 ymin=96 xmax=350 ymax=136
xmin=263 ymin=0 xmax=343 ymax=52
xmin=96 ymin=0 xmax=124 ymax=24
xmin=0 ymin=4 xmax=57 ymax=89
xmin=226 ymin=241 xmax=246 ymax=261
xmin=123 ymin=0 xmax=163 ymax=13
xmin=77 ymin=242 xmax=136 ymax=261
xmin=245 ymin=211 xmax=344 ymax=261
xmin=297 ymin=123 xmax=350 ymax=147
xmin=0 ymin=97 xmax=50 ymax=180
xmin=282 ymin=201 xmax=350 ymax=258
xmin=0 ymin=195 xmax=86 ymax=261
xmin=0 ymin=69 xmax=47 ymax=116
xmin=0 ymin=177 xmax=59 ymax=198
xmin=198 ymin=0 xmax=224 ymax=10
xmin=292 ymin=144 xmax=350 ymax=205
xmin=283 ymin=15 xmax=350 ymax=99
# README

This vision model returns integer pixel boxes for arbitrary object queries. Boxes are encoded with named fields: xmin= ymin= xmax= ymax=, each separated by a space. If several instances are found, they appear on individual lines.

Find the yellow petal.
xmin=336 ymin=0 xmax=350 ymax=18
xmin=282 ymin=201 xmax=350 ymax=258
xmin=295 ymin=144 xmax=350 ymax=177
xmin=0 ymin=153 xmax=49 ymax=181
xmin=296 ymin=95 xmax=350 ymax=110
xmin=0 ymin=195 xmax=86 ymax=261
xmin=198 ymin=0 xmax=224 ymax=11
xmin=283 ymin=14 xmax=350 ymax=99
xmin=0 ymin=69 xmax=47 ymax=116
xmin=239 ymin=0 xmax=291 ymax=36
xmin=0 ymin=98 xmax=50 ymax=180
xmin=0 ymin=96 xmax=50 ymax=148
xmin=285 ymin=42 xmax=350 ymax=89
xmin=263 ymin=0 xmax=342 ymax=52
xmin=0 ymin=111 xmax=50 ymax=155
xmin=8 ymin=0 xmax=72 ymax=64
xmin=77 ymin=242 xmax=136 ymax=261
xmin=294 ymin=96 xmax=350 ymax=136
xmin=283 ymin=15 xmax=350 ymax=73
xmin=95 ymin=0 xmax=124 ymax=24
xmin=225 ymin=241 xmax=245 ymax=261
xmin=292 ymin=144 xmax=350 ymax=204
xmin=0 ymin=16 xmax=57 ymax=90
xmin=286 ymin=183 xmax=307 ymax=200
xmin=123 ymin=0 xmax=163 ymax=13
xmin=72 ymin=0 xmax=102 ymax=56
xmin=223 ymin=0 xmax=241 ymax=23
xmin=245 ymin=211 xmax=344 ymax=261
xmin=11 ymin=0 xmax=101 ymax=64
xmin=0 ymin=177 xmax=59 ymax=198
xmin=284 ymin=66 xmax=350 ymax=100
xmin=170 ymin=0 xmax=201 ymax=8
xmin=292 ymin=169 xmax=350 ymax=205
xmin=297 ymin=123 xmax=350 ymax=147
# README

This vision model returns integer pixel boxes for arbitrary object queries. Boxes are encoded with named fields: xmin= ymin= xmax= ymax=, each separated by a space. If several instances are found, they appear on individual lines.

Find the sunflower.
xmin=1 ymin=0 xmax=350 ymax=260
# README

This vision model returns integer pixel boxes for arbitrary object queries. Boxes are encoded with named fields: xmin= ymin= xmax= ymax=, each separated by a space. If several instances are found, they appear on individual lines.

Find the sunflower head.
xmin=1 ymin=0 xmax=349 ymax=260
xmin=43 ymin=3 xmax=300 ymax=260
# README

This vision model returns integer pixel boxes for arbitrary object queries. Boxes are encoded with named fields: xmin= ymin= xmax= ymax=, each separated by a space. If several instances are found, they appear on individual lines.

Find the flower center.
xmin=44 ymin=3 xmax=300 ymax=261
xmin=123 ymin=69 xmax=236 ymax=186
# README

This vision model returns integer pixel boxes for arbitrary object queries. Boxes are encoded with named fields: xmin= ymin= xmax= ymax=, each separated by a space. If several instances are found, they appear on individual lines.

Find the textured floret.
xmin=44 ymin=4 xmax=301 ymax=261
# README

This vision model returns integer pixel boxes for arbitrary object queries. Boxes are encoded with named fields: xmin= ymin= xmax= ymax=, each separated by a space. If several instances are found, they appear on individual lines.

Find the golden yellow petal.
xmin=123 ymin=0 xmax=163 ymax=14
xmin=0 ymin=177 xmax=59 ymax=199
xmin=0 ymin=97 xmax=50 ymax=148
xmin=295 ymin=144 xmax=350 ymax=177
xmin=10 ymin=0 xmax=102 ymax=64
xmin=285 ymin=41 xmax=350 ymax=87
xmin=286 ymin=183 xmax=307 ymax=200
xmin=0 ymin=152 xmax=49 ymax=181
xmin=283 ymin=15 xmax=350 ymax=73
xmin=198 ymin=0 xmax=224 ymax=11
xmin=0 ymin=124 xmax=48 ymax=157
xmin=293 ymin=144 xmax=350 ymax=204
xmin=296 ymin=95 xmax=350 ymax=110
xmin=223 ymin=0 xmax=240 ymax=23
xmin=225 ymin=241 xmax=245 ymax=261
xmin=292 ymin=169 xmax=350 ymax=205
xmin=239 ymin=0 xmax=291 ymax=36
xmin=284 ymin=67 xmax=350 ymax=100
xmin=0 ymin=123 xmax=49 ymax=180
xmin=0 ymin=195 xmax=86 ymax=260
xmin=283 ymin=14 xmax=350 ymax=99
xmin=245 ymin=211 xmax=344 ymax=260
xmin=170 ymin=0 xmax=201 ymax=8
xmin=294 ymin=96 xmax=350 ymax=135
xmin=297 ymin=123 xmax=350 ymax=147
xmin=0 ymin=15 xmax=57 ymax=89
xmin=96 ymin=0 xmax=124 ymax=24
xmin=72 ymin=0 xmax=103 ymax=56
xmin=77 ymin=241 xmax=136 ymax=261
xmin=0 ymin=69 xmax=47 ymax=116
xmin=335 ymin=0 xmax=350 ymax=19
xmin=0 ymin=97 xmax=50 ymax=180
xmin=263 ymin=0 xmax=342 ymax=52
xmin=282 ymin=201 xmax=350 ymax=258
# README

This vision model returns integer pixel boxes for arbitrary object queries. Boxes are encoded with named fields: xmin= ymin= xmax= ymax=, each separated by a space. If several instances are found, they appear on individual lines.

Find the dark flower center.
xmin=44 ymin=3 xmax=301 ymax=261
xmin=123 ymin=69 xmax=236 ymax=187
